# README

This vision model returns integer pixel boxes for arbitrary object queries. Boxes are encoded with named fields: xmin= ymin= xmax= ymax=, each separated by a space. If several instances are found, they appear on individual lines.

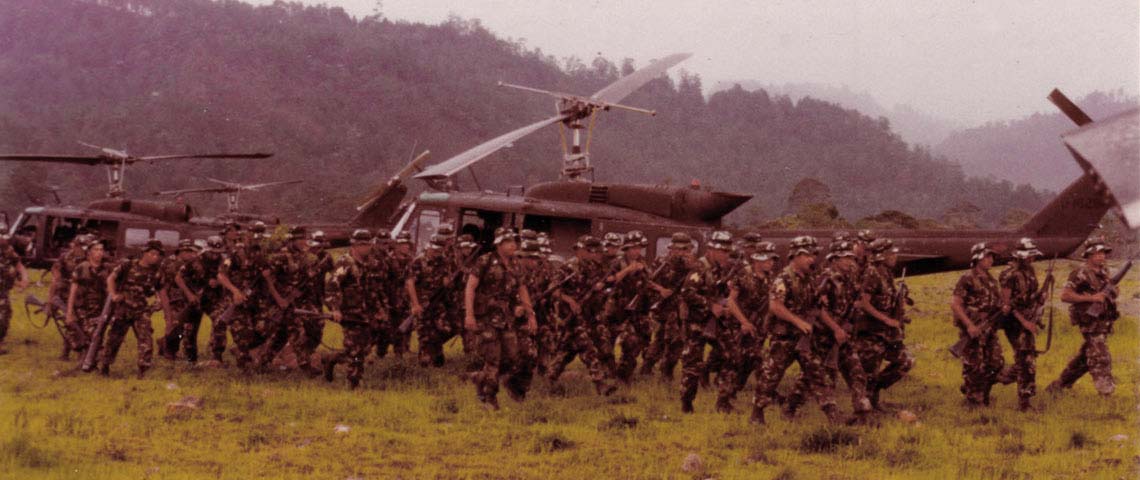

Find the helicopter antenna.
xmin=414 ymin=53 xmax=691 ymax=182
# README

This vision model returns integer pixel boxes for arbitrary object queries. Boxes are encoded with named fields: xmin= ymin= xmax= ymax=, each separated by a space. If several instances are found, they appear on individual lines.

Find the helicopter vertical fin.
xmin=1018 ymin=173 xmax=1113 ymax=238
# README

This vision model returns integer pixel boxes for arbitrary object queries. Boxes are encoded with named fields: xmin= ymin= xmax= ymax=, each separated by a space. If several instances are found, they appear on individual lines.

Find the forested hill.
xmin=0 ymin=0 xmax=1050 ymax=226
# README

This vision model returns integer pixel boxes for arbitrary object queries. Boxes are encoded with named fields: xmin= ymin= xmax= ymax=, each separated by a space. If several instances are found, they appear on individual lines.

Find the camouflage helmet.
xmin=426 ymin=234 xmax=447 ymax=250
xmin=221 ymin=220 xmax=241 ymax=233
xmin=310 ymin=229 xmax=327 ymax=243
xmin=750 ymin=241 xmax=778 ymax=262
xmin=143 ymin=239 xmax=165 ymax=255
xmin=436 ymin=222 xmax=456 ymax=236
xmin=394 ymin=231 xmax=412 ymax=245
xmin=519 ymin=229 xmax=539 ymax=243
xmin=74 ymin=233 xmax=95 ymax=248
xmin=576 ymin=235 xmax=603 ymax=253
xmin=869 ymin=238 xmax=899 ymax=262
xmin=1013 ymin=237 xmax=1043 ymax=260
xmin=856 ymin=229 xmax=877 ymax=243
xmin=742 ymin=232 xmax=763 ymax=244
xmin=493 ymin=227 xmax=517 ymax=245
xmin=603 ymin=232 xmax=624 ymax=249
xmin=350 ymin=228 xmax=373 ymax=245
xmin=458 ymin=233 xmax=475 ymax=244
xmin=787 ymin=236 xmax=819 ymax=258
xmin=623 ymin=230 xmax=648 ymax=249
xmin=708 ymin=230 xmax=734 ymax=251
xmin=969 ymin=241 xmax=995 ymax=264
xmin=374 ymin=228 xmax=391 ymax=241
xmin=669 ymin=232 xmax=694 ymax=250
xmin=826 ymin=240 xmax=856 ymax=261
xmin=519 ymin=240 xmax=541 ymax=258
xmin=176 ymin=238 xmax=200 ymax=253
xmin=206 ymin=235 xmax=225 ymax=251
xmin=1081 ymin=235 xmax=1112 ymax=258
xmin=832 ymin=230 xmax=854 ymax=243
xmin=250 ymin=220 xmax=267 ymax=234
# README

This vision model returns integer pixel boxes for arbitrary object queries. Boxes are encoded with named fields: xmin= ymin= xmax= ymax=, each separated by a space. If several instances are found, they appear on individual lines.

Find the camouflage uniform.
xmin=734 ymin=263 xmax=772 ymax=392
xmin=168 ymin=244 xmax=219 ymax=364
xmin=1054 ymin=263 xmax=1118 ymax=395
xmin=324 ymin=250 xmax=374 ymax=388
xmin=0 ymin=244 xmax=23 ymax=344
xmin=787 ymin=263 xmax=871 ymax=416
xmin=218 ymin=245 xmax=270 ymax=369
xmin=67 ymin=259 xmax=112 ymax=350
xmin=388 ymin=243 xmax=414 ymax=356
xmin=999 ymin=260 xmax=1042 ymax=404
xmin=99 ymin=257 xmax=162 ymax=374
xmin=753 ymin=263 xmax=838 ymax=419
xmin=292 ymin=244 xmax=333 ymax=371
xmin=468 ymin=249 xmax=531 ymax=403
xmin=53 ymin=245 xmax=87 ymax=354
xmin=854 ymin=261 xmax=914 ymax=405
xmin=408 ymin=249 xmax=455 ymax=367
xmin=365 ymin=249 xmax=397 ymax=360
xmin=256 ymin=242 xmax=314 ymax=368
xmin=952 ymin=265 xmax=1004 ymax=405
xmin=641 ymin=254 xmax=693 ymax=379
xmin=607 ymin=253 xmax=653 ymax=383
xmin=191 ymin=243 xmax=229 ymax=362
xmin=546 ymin=251 xmax=616 ymax=394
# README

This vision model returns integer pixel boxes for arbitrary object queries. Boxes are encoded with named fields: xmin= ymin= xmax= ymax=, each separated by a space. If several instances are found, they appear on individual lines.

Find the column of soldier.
xmin=2 ymin=220 xmax=1123 ymax=425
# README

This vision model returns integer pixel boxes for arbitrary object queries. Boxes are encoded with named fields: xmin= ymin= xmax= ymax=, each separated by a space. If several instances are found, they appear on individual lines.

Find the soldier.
xmin=407 ymin=234 xmax=455 ymax=367
xmin=734 ymin=242 xmax=778 ymax=393
xmin=997 ymin=238 xmax=1049 ymax=410
xmin=606 ymin=231 xmax=663 ymax=383
xmin=454 ymin=235 xmax=482 ymax=361
xmin=787 ymin=241 xmax=872 ymax=421
xmin=221 ymin=221 xmax=242 ymax=250
xmin=853 ymin=230 xmax=876 ymax=278
xmin=547 ymin=235 xmax=618 ymax=396
xmin=291 ymin=230 xmax=333 ymax=374
xmin=367 ymin=229 xmax=400 ymax=361
xmin=322 ymin=229 xmax=378 ymax=389
xmin=157 ymin=240 xmax=201 ymax=362
xmin=256 ymin=226 xmax=313 ymax=370
xmin=64 ymin=239 xmax=111 ymax=356
xmin=388 ymin=231 xmax=415 ymax=356
xmin=173 ymin=236 xmax=225 ymax=364
xmin=49 ymin=234 xmax=88 ymax=358
xmin=216 ymin=238 xmax=269 ymax=370
xmin=0 ymin=233 xmax=29 ymax=354
xmin=512 ymin=239 xmax=547 ymax=394
xmin=1048 ymin=236 xmax=1120 ymax=396
xmin=950 ymin=242 xmax=1004 ymax=406
xmin=640 ymin=233 xmax=696 ymax=380
xmin=854 ymin=238 xmax=914 ymax=410
xmin=751 ymin=236 xmax=841 ymax=425
xmin=463 ymin=227 xmax=538 ymax=409
xmin=95 ymin=240 xmax=164 ymax=377
xmin=697 ymin=231 xmax=760 ymax=414
xmin=602 ymin=232 xmax=624 ymax=265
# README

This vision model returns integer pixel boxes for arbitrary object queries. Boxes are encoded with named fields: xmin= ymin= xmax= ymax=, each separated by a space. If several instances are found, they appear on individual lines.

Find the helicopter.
xmin=153 ymin=177 xmax=304 ymax=218
xmin=378 ymin=54 xmax=1123 ymax=274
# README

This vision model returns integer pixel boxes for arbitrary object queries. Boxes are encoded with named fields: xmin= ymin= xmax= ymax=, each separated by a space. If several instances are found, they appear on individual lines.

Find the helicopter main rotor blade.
xmin=414 ymin=115 xmax=567 ymax=180
xmin=239 ymin=179 xmax=304 ymax=191
xmin=154 ymin=187 xmax=236 ymax=196
xmin=590 ymin=52 xmax=692 ymax=104
xmin=0 ymin=154 xmax=105 ymax=165
xmin=136 ymin=153 xmax=274 ymax=162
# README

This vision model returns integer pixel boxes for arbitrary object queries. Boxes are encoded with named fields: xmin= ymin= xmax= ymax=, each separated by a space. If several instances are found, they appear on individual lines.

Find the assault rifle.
xmin=702 ymin=261 xmax=743 ymax=340
xmin=1085 ymin=258 xmax=1133 ymax=321
xmin=399 ymin=250 xmax=481 ymax=334
xmin=893 ymin=267 xmax=914 ymax=326
xmin=948 ymin=308 xmax=1002 ymax=360
xmin=624 ymin=260 xmax=667 ymax=311
xmin=24 ymin=293 xmax=72 ymax=349
xmin=1035 ymin=256 xmax=1057 ymax=354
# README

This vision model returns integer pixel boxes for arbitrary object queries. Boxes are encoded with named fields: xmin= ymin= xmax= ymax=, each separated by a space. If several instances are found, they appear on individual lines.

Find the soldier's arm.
xmin=261 ymin=266 xmax=288 ymax=308
xmin=519 ymin=284 xmax=537 ymax=332
xmin=406 ymin=277 xmax=421 ymax=312
xmin=857 ymin=292 xmax=900 ymax=328
xmin=15 ymin=261 xmax=28 ymax=289
xmin=48 ymin=261 xmax=62 ymax=299
xmin=107 ymin=264 xmax=122 ymax=302
xmin=65 ymin=281 xmax=79 ymax=325
xmin=950 ymin=294 xmax=979 ymax=337
xmin=726 ymin=286 xmax=756 ymax=334
xmin=174 ymin=269 xmax=197 ymax=304
xmin=769 ymin=297 xmax=811 ymax=334
xmin=1061 ymin=285 xmax=1104 ymax=304
xmin=216 ymin=266 xmax=245 ymax=303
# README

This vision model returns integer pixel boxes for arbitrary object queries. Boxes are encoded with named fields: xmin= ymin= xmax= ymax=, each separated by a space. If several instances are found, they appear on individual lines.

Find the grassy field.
xmin=1 ymin=261 xmax=1137 ymax=479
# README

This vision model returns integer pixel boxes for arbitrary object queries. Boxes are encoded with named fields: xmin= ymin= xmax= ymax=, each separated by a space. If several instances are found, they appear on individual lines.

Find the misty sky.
xmin=248 ymin=1 xmax=1139 ymax=127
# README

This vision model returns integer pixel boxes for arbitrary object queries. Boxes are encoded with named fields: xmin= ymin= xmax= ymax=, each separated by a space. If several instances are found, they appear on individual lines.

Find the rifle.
xmin=24 ymin=293 xmax=72 ymax=349
xmin=80 ymin=295 xmax=117 ymax=372
xmin=1085 ymin=258 xmax=1133 ymax=320
xmin=948 ymin=308 xmax=1002 ymax=359
xmin=702 ymin=261 xmax=743 ymax=340
xmin=649 ymin=256 xmax=691 ymax=312
xmin=892 ymin=267 xmax=914 ymax=326
xmin=294 ymin=308 xmax=337 ymax=321
xmin=400 ymin=250 xmax=480 ymax=334
xmin=624 ymin=260 xmax=667 ymax=311
xmin=1035 ymin=256 xmax=1057 ymax=354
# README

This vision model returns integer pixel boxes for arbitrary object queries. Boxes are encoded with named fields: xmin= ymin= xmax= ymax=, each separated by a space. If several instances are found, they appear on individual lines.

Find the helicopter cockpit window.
xmin=154 ymin=230 xmax=180 ymax=247
xmin=125 ymin=228 xmax=150 ymax=248
xmin=414 ymin=209 xmax=440 ymax=253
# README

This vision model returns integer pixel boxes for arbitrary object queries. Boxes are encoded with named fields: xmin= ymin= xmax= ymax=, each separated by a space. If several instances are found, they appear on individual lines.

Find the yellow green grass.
xmin=2 ymin=262 xmax=1137 ymax=479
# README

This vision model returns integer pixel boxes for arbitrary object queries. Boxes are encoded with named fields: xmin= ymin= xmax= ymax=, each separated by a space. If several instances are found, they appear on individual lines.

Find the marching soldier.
xmin=602 ymin=232 xmax=624 ymax=265
xmin=786 ymin=241 xmax=872 ymax=421
xmin=323 ymin=229 xmax=378 ymax=389
xmin=407 ymin=234 xmax=455 ymax=367
xmin=49 ymin=234 xmax=88 ymax=358
xmin=463 ymin=227 xmax=538 ymax=409
xmin=173 ymin=236 xmax=225 ymax=365
xmin=367 ymin=230 xmax=400 ymax=360
xmin=704 ymin=232 xmax=761 ymax=413
xmin=64 ymin=239 xmax=111 ymax=356
xmin=216 ymin=238 xmax=268 ymax=370
xmin=96 ymin=240 xmax=164 ymax=377
xmin=950 ymin=242 xmax=1004 ymax=407
xmin=256 ymin=226 xmax=313 ymax=370
xmin=157 ymin=240 xmax=201 ymax=362
xmin=0 ymin=233 xmax=29 ymax=354
xmin=547 ymin=235 xmax=618 ymax=396
xmin=607 ymin=231 xmax=663 ymax=384
xmin=640 ymin=233 xmax=696 ymax=380
xmin=752 ymin=236 xmax=841 ymax=425
xmin=676 ymin=231 xmax=737 ymax=412
xmin=854 ymin=238 xmax=914 ymax=410
xmin=289 ymin=230 xmax=333 ymax=374
xmin=733 ymin=242 xmax=778 ymax=393
xmin=389 ymin=232 xmax=415 ymax=356
xmin=1048 ymin=236 xmax=1120 ymax=396
xmin=998 ymin=238 xmax=1050 ymax=410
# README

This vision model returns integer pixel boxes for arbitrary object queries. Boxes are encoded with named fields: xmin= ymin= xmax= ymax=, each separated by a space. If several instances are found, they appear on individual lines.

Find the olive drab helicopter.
xmin=0 ymin=142 xmax=275 ymax=267
xmin=379 ymin=54 xmax=1127 ymax=273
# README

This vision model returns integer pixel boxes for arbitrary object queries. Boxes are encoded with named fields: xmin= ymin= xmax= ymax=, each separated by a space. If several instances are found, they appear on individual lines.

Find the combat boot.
xmin=715 ymin=397 xmax=735 ymax=414
xmin=1017 ymin=397 xmax=1031 ymax=412
xmin=749 ymin=406 xmax=766 ymax=425
xmin=1044 ymin=380 xmax=1065 ymax=396
xmin=348 ymin=377 xmax=360 ymax=390
xmin=482 ymin=395 xmax=500 ymax=411
xmin=868 ymin=387 xmax=884 ymax=412
xmin=321 ymin=355 xmax=337 ymax=383
xmin=681 ymin=397 xmax=695 ymax=414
